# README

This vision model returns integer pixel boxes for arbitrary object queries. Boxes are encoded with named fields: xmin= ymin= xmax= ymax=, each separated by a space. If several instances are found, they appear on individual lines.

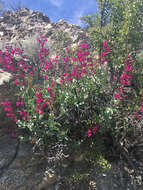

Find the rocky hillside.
xmin=0 ymin=8 xmax=91 ymax=58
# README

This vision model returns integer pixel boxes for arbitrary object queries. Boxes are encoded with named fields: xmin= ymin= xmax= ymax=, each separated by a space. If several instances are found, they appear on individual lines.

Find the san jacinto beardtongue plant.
xmin=0 ymin=37 xmax=141 ymax=148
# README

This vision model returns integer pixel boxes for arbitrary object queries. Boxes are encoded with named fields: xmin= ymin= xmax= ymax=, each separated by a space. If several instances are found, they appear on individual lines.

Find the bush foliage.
xmin=0 ymin=0 xmax=143 ymax=156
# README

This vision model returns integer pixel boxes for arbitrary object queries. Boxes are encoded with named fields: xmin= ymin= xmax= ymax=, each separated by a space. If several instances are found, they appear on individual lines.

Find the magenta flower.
xmin=22 ymin=117 xmax=26 ymax=120
xmin=119 ymin=86 xmax=127 ymax=92
xmin=120 ymin=79 xmax=131 ymax=85
xmin=81 ymin=63 xmax=86 ymax=67
xmin=127 ymin=74 xmax=133 ymax=79
xmin=71 ymin=71 xmax=76 ymax=77
xmin=106 ymin=46 xmax=110 ymax=52
xmin=72 ymin=57 xmax=77 ymax=61
xmin=67 ymin=77 xmax=72 ymax=82
xmin=40 ymin=110 xmax=44 ymax=114
xmin=1 ymin=102 xmax=7 ymax=106
xmin=37 ymin=92 xmax=42 ymax=97
xmin=103 ymin=40 xmax=107 ymax=47
xmin=20 ymin=101 xmax=24 ymax=106
xmin=43 ymin=37 xmax=47 ymax=42
xmin=16 ymin=102 xmax=20 ymax=106
xmin=19 ymin=112 xmax=24 ymax=116
xmin=29 ymin=71 xmax=33 ymax=75
xmin=92 ymin=125 xmax=99 ymax=134
xmin=125 ymin=64 xmax=133 ymax=72
xmin=35 ymin=109 xmax=39 ymax=113
xmin=42 ymin=103 xmax=46 ymax=108
xmin=64 ymin=57 xmax=69 ymax=62
xmin=83 ymin=51 xmax=89 ymax=56
xmin=87 ymin=57 xmax=92 ymax=62
xmin=120 ymin=73 xmax=128 ymax=79
xmin=81 ymin=69 xmax=87 ymax=74
xmin=14 ymin=80 xmax=19 ymax=85
xmin=51 ymin=82 xmax=55 ymax=86
xmin=81 ymin=43 xmax=88 ymax=49
xmin=44 ymin=75 xmax=48 ymax=79
xmin=84 ymin=44 xmax=88 ymax=49
xmin=5 ymin=107 xmax=12 ymax=112
xmin=47 ymin=87 xmax=51 ymax=92
xmin=45 ymin=64 xmax=49 ymax=70
xmin=101 ymin=51 xmax=106 ymax=56
xmin=4 ymin=51 xmax=9 ymax=55
xmin=10 ymin=49 xmax=15 ymax=54
xmin=88 ymin=130 xmax=92 ymax=137
xmin=101 ymin=58 xmax=106 ymax=64
xmin=137 ymin=114 xmax=142 ymax=118
xmin=37 ymin=98 xmax=43 ymax=103
xmin=139 ymin=106 xmax=143 ymax=112
xmin=63 ymin=72 xmax=68 ymax=76
xmin=77 ymin=73 xmax=82 ymax=79
xmin=77 ymin=51 xmax=83 ymax=58
xmin=115 ymin=92 xmax=120 ymax=99
xmin=41 ymin=41 xmax=45 ymax=46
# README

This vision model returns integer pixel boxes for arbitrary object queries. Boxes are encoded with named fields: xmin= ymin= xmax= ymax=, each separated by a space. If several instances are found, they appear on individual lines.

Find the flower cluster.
xmin=0 ymin=46 xmax=35 ymax=87
xmin=35 ymin=91 xmax=47 ymax=114
xmin=61 ymin=43 xmax=96 ymax=82
xmin=0 ymin=98 xmax=17 ymax=137
xmin=16 ymin=96 xmax=28 ymax=120
xmin=88 ymin=125 xmax=99 ymax=137
xmin=100 ymin=40 xmax=111 ymax=64
xmin=0 ymin=99 xmax=17 ymax=122
xmin=115 ymin=55 xmax=133 ymax=100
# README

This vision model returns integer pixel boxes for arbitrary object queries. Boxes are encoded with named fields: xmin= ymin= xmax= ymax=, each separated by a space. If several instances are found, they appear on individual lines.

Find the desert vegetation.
xmin=0 ymin=0 xmax=143 ymax=189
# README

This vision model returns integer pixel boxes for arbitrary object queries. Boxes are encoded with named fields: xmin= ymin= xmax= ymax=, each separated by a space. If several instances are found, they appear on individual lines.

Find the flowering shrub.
xmin=0 ymin=37 xmax=141 ymax=149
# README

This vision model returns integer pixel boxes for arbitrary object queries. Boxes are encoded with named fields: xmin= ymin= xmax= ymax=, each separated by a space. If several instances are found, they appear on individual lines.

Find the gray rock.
xmin=0 ymin=132 xmax=47 ymax=190
xmin=0 ymin=69 xmax=12 ymax=85
xmin=0 ymin=8 xmax=90 ymax=59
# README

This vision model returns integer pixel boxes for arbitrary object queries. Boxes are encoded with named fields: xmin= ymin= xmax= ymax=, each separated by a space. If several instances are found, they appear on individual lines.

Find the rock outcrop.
xmin=0 ymin=8 xmax=50 ymax=41
xmin=0 ymin=8 xmax=91 ymax=59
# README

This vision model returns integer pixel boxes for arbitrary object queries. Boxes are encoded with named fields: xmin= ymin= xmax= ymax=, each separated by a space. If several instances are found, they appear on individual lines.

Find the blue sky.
xmin=4 ymin=0 xmax=98 ymax=27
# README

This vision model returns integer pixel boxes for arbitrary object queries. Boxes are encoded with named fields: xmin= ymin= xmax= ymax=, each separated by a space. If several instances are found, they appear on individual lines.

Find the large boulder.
xmin=0 ymin=8 xmax=92 ymax=59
